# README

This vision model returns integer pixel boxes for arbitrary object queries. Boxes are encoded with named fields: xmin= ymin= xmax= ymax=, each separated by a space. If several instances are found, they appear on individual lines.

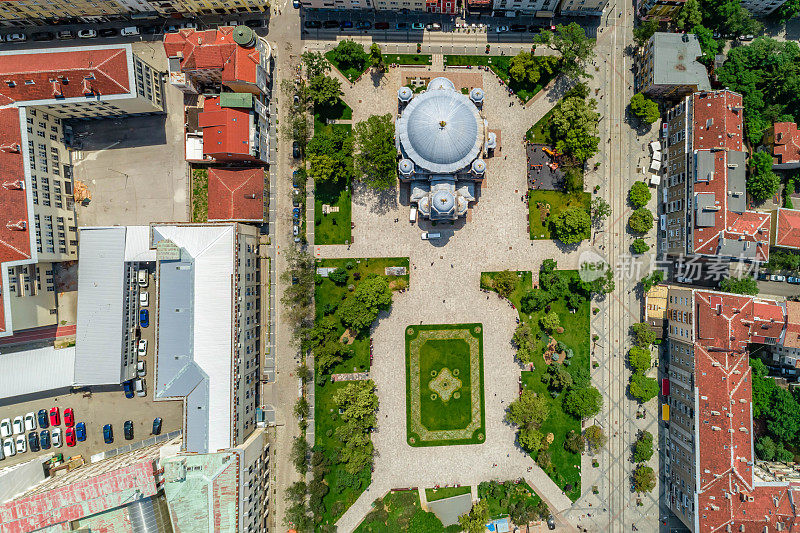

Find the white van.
xmin=137 ymin=269 xmax=148 ymax=288
xmin=135 ymin=378 xmax=146 ymax=397
xmin=121 ymin=26 xmax=140 ymax=36
xmin=421 ymin=232 xmax=441 ymax=240
xmin=409 ymin=207 xmax=418 ymax=223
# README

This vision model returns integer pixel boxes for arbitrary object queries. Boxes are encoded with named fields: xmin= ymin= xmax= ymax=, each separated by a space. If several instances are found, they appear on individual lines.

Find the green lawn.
xmin=478 ymin=480 xmax=543 ymax=520
xmin=354 ymin=490 xmax=457 ymax=533
xmin=443 ymin=55 xmax=559 ymax=102
xmin=525 ymin=105 xmax=557 ymax=144
xmin=405 ymin=324 xmax=485 ymax=447
xmin=528 ymin=189 xmax=591 ymax=241
xmin=481 ymin=271 xmax=589 ymax=502
xmin=314 ymin=98 xmax=353 ymax=133
xmin=191 ymin=168 xmax=208 ymax=223
xmin=387 ymin=54 xmax=432 ymax=65
xmin=425 ymin=486 xmax=472 ymax=502
xmin=325 ymin=50 xmax=369 ymax=82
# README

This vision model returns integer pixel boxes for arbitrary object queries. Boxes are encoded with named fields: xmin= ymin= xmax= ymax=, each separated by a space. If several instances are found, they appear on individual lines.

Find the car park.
xmin=37 ymin=410 xmax=48 ymax=429
xmin=15 ymin=434 xmax=26 ymax=453
xmin=375 ymin=22 xmax=390 ymax=29
xmin=340 ymin=20 xmax=353 ymax=29
xmin=103 ymin=424 xmax=113 ymax=444
xmin=3 ymin=439 xmax=15 ymax=457
xmin=411 ymin=22 xmax=424 ymax=30
xmin=137 ymin=360 xmax=146 ymax=377
xmin=75 ymin=422 xmax=86 ymax=442
xmin=124 ymin=420 xmax=134 ymax=440
xmin=771 ymin=274 xmax=786 ymax=282
xmin=78 ymin=29 xmax=97 ymax=38
xmin=138 ymin=339 xmax=148 ymax=357
xmin=49 ymin=407 xmax=60 ymax=426
xmin=138 ymin=269 xmax=148 ymax=288
xmin=121 ymin=26 xmax=140 ymax=36
xmin=356 ymin=21 xmax=371 ymax=29
xmin=40 ymin=430 xmax=50 ymax=450
xmin=123 ymin=380 xmax=135 ymax=399
xmin=6 ymin=34 xmax=27 ymax=42
xmin=0 ymin=419 xmax=11 ymax=438
xmin=323 ymin=20 xmax=339 ymax=29
xmin=99 ymin=28 xmax=118 ymax=37
xmin=32 ymin=32 xmax=54 ymax=41
xmin=65 ymin=427 xmax=76 ymax=447
xmin=57 ymin=30 xmax=75 ymax=39
xmin=51 ymin=428 xmax=61 ymax=448
xmin=140 ymin=309 xmax=149 ymax=328
xmin=135 ymin=378 xmax=146 ymax=397
xmin=789 ymin=277 xmax=800 ymax=284
xmin=24 ymin=413 xmax=36 ymax=432
xmin=304 ymin=20 xmax=321 ymax=29
xmin=12 ymin=417 xmax=23 ymax=435
xmin=64 ymin=408 xmax=75 ymax=428
xmin=152 ymin=417 xmax=163 ymax=435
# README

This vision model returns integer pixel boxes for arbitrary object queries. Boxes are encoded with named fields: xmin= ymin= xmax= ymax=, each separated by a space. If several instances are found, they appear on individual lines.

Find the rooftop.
xmin=199 ymin=96 xmax=254 ymax=160
xmin=773 ymin=121 xmax=800 ymax=166
xmin=651 ymin=32 xmax=711 ymax=91
xmin=775 ymin=208 xmax=800 ymax=250
xmin=0 ymin=345 xmax=75 ymax=400
xmin=208 ymin=167 xmax=265 ymax=222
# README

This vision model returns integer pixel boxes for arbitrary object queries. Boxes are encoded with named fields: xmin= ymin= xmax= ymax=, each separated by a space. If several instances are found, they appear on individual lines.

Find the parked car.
xmin=396 ymin=22 xmax=409 ymax=30
xmin=166 ymin=24 xmax=180 ymax=33
xmin=121 ymin=26 xmax=140 ymax=36
xmin=292 ymin=141 xmax=301 ymax=159
xmin=140 ymin=309 xmax=149 ymax=328
xmin=140 ymin=291 xmax=149 ymax=307
xmin=3 ymin=438 xmax=15 ymax=457
xmin=292 ymin=170 xmax=302 ymax=187
xmin=103 ymin=424 xmax=113 ymax=444
xmin=138 ymin=339 xmax=147 ymax=357
xmin=28 ymin=432 xmax=39 ymax=452
xmin=56 ymin=30 xmax=74 ymax=39
xmin=293 ymin=207 xmax=301 ymax=219
xmin=788 ymin=277 xmax=800 ymax=284
xmin=304 ymin=20 xmax=321 ymax=29
xmin=99 ymin=28 xmax=118 ymax=37
xmin=739 ymin=34 xmax=754 ymax=41
xmin=375 ymin=22 xmax=390 ymax=30
xmin=293 ymin=0 xmax=301 ymax=7
xmin=495 ymin=25 xmax=510 ymax=32
xmin=5 ymin=33 xmax=27 ymax=42
xmin=411 ymin=22 xmax=424 ymax=30
xmin=293 ymin=225 xmax=299 ymax=236
xmin=323 ymin=20 xmax=339 ymax=29
xmin=37 ymin=410 xmax=48 ymax=429
xmin=547 ymin=515 xmax=556 ymax=530
xmin=426 ymin=23 xmax=441 ymax=31
xmin=16 ymin=434 xmax=26 ymax=453
xmin=152 ymin=417 xmax=163 ymax=435
xmin=124 ymin=420 xmax=134 ymax=440
xmin=137 ymin=269 xmax=148 ymax=288
xmin=51 ymin=428 xmax=62 ymax=448
xmin=0 ymin=419 xmax=10 ymax=438
xmin=64 ymin=408 xmax=75 ymax=428
xmin=137 ymin=360 xmax=146 ymax=377
xmin=356 ymin=21 xmax=371 ymax=29
xmin=65 ymin=427 xmax=76 ymax=447
xmin=181 ymin=21 xmax=198 ymax=29
xmin=31 ymin=31 xmax=54 ymax=41
xmin=123 ymin=380 xmax=135 ymax=399
xmin=293 ymin=197 xmax=300 ymax=208
xmin=49 ymin=407 xmax=60 ymax=427
xmin=77 ymin=29 xmax=97 ymax=38
xmin=135 ymin=378 xmax=146 ymax=397
xmin=758 ymin=271 xmax=769 ymax=280
xmin=24 ymin=412 xmax=36 ymax=432
xmin=771 ymin=274 xmax=787 ymax=282
xmin=75 ymin=422 xmax=86 ymax=442
xmin=340 ymin=20 xmax=353 ymax=29
xmin=511 ymin=24 xmax=527 ymax=32
xmin=40 ymin=430 xmax=50 ymax=450
xmin=12 ymin=416 xmax=24 ymax=435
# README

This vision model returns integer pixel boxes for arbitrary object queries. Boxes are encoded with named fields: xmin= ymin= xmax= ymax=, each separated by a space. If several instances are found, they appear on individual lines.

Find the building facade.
xmin=558 ymin=0 xmax=608 ymax=15
xmin=426 ymin=0 xmax=458 ymax=13
xmin=740 ymin=0 xmax=788 ymax=16
xmin=492 ymin=0 xmax=558 ymax=15
xmin=639 ymin=0 xmax=685 ymax=20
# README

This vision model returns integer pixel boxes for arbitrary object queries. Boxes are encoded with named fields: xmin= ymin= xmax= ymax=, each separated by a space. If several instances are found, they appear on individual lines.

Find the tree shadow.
xmin=352 ymin=181 xmax=399 ymax=215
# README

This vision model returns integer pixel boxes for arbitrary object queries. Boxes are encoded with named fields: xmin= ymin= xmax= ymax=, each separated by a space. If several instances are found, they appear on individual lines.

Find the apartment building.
xmin=639 ymin=0 xmax=685 ymax=20
xmin=662 ymin=286 xmax=800 ymax=531
xmin=492 ymin=0 xmax=559 ymax=16
xmin=741 ymin=0 xmax=789 ymax=16
xmin=636 ymin=33 xmax=711 ymax=99
xmin=426 ymin=0 xmax=458 ymax=13
xmin=558 ymin=0 xmax=608 ymax=16
xmin=207 ymin=167 xmax=266 ymax=223
xmin=0 ymin=44 xmax=163 ymax=340
xmin=199 ymin=93 xmax=270 ymax=164
xmin=768 ymin=121 xmax=800 ymax=170
xmin=661 ymin=90 xmax=771 ymax=262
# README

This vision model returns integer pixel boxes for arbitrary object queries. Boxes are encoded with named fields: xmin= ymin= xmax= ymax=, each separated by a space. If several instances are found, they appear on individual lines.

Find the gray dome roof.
xmin=432 ymin=189 xmax=455 ymax=215
xmin=398 ymin=86 xmax=413 ymax=102
xmin=471 ymin=159 xmax=486 ymax=174
xmin=395 ymin=87 xmax=484 ymax=174
xmin=470 ymin=87 xmax=484 ymax=104
xmin=428 ymin=77 xmax=455 ymax=91
xmin=399 ymin=158 xmax=414 ymax=175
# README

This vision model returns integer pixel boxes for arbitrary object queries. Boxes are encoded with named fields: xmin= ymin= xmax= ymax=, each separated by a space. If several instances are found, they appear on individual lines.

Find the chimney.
xmin=82 ymin=78 xmax=94 ymax=96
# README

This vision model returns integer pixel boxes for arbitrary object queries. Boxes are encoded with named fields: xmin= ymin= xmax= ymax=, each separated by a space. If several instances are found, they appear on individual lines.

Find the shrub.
xmin=628 ymin=208 xmax=654 ymax=233
xmin=631 ymin=238 xmax=650 ymax=254
xmin=328 ymin=267 xmax=349 ymax=285
xmin=628 ymin=181 xmax=651 ymax=208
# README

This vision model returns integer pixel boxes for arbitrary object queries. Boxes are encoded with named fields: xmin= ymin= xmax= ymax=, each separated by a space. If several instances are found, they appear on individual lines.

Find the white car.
xmin=15 ymin=434 xmax=26 ymax=453
xmin=78 ymin=29 xmax=97 ymax=38
xmin=51 ymin=428 xmax=62 ymax=448
xmin=770 ymin=274 xmax=787 ymax=282
xmin=0 ymin=419 xmax=11 ymax=438
xmin=6 ymin=33 xmax=26 ymax=42
xmin=3 ymin=438 xmax=15 ymax=457
xmin=137 ymin=360 xmax=146 ymax=377
xmin=140 ymin=291 xmax=149 ymax=307
xmin=138 ymin=269 xmax=148 ymax=288
xmin=12 ymin=416 xmax=24 ymax=435
xmin=24 ymin=412 xmax=36 ymax=432
xmin=121 ymin=26 xmax=140 ymax=36
xmin=138 ymin=339 xmax=148 ymax=357
xmin=495 ymin=25 xmax=510 ymax=32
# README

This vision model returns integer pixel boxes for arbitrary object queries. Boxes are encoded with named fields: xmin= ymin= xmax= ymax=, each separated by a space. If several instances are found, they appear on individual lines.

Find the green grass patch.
xmin=443 ymin=55 xmax=559 ymax=102
xmin=388 ymin=54 xmax=432 ymax=65
xmin=405 ymin=324 xmax=485 ymax=447
xmin=478 ymin=480 xmax=543 ymax=520
xmin=525 ymin=105 xmax=557 ymax=145
xmin=312 ymin=121 xmax=353 ymax=245
xmin=354 ymin=490 xmax=456 ymax=533
xmin=528 ymin=189 xmax=591 ymax=240
xmin=314 ymin=98 xmax=353 ymax=133
xmin=425 ymin=486 xmax=472 ymax=502
xmin=481 ymin=270 xmax=589 ymax=502
xmin=191 ymin=168 xmax=208 ymax=223
xmin=325 ymin=50 xmax=369 ymax=82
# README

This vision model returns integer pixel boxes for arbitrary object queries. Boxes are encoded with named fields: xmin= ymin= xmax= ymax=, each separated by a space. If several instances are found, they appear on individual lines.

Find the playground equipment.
xmin=542 ymin=147 xmax=562 ymax=158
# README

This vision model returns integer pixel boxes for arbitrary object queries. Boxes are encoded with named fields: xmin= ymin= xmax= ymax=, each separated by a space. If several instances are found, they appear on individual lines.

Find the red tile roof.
xmin=199 ymin=96 xmax=254 ymax=161
xmin=692 ymin=90 xmax=744 ymax=151
xmin=163 ymin=27 xmax=258 ymax=86
xmin=0 ymin=47 xmax=131 ymax=103
xmin=774 ymin=122 xmax=800 ymax=166
xmin=775 ymin=208 xmax=800 ymax=250
xmin=207 ymin=167 xmax=264 ymax=222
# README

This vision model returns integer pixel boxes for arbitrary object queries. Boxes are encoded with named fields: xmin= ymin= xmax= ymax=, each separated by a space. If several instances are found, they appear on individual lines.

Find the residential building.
xmin=465 ymin=0 xmax=492 ymax=13
xmin=661 ymin=90 xmax=770 ymax=262
xmin=426 ymin=0 xmax=458 ymax=13
xmin=74 ymin=224 xmax=261 ymax=451
xmin=639 ymin=0 xmax=685 ymax=20
xmin=558 ymin=0 xmax=608 ymax=16
xmin=740 ymin=0 xmax=789 ymax=16
xmin=0 ymin=44 xmax=163 ymax=339
xmin=199 ymin=93 xmax=270 ymax=164
xmin=300 ymin=0 xmax=374 ymax=8
xmin=768 ymin=121 xmax=800 ymax=170
xmin=644 ymin=284 xmax=668 ymax=339
xmin=663 ymin=286 xmax=800 ymax=531
xmin=0 ymin=345 xmax=75 ymax=401
xmin=159 ymin=0 xmax=269 ymax=15
xmin=208 ymin=167 xmax=266 ymax=223
xmin=492 ymin=0 xmax=558 ymax=16
xmin=636 ymin=33 xmax=711 ymax=99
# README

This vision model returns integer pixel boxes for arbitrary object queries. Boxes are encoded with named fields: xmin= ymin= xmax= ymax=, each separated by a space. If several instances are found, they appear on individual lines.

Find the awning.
xmin=662 ymin=378 xmax=670 ymax=396
xmin=652 ymin=150 xmax=662 ymax=161
xmin=650 ymin=140 xmax=661 ymax=152
xmin=662 ymin=404 xmax=670 ymax=421
xmin=650 ymin=160 xmax=661 ymax=172
xmin=650 ymin=174 xmax=661 ymax=186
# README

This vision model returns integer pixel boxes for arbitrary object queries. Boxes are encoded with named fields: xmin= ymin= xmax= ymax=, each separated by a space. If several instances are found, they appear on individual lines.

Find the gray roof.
xmin=719 ymin=237 xmax=760 ymax=260
xmin=427 ymin=494 xmax=473 ymax=527
xmin=727 ymin=151 xmax=747 ymax=213
xmin=74 ymin=227 xmax=127 ymax=386
xmin=396 ymin=84 xmax=484 ymax=174
xmin=652 ymin=33 xmax=711 ymax=91
xmin=0 ymin=346 xmax=75 ymax=400
xmin=695 ymin=150 xmax=715 ymax=183
xmin=695 ymin=192 xmax=718 ymax=227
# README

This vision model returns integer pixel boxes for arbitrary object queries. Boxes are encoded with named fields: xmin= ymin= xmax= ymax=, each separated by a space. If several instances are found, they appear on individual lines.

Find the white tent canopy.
xmin=650 ymin=160 xmax=662 ymax=172
xmin=650 ymin=140 xmax=661 ymax=152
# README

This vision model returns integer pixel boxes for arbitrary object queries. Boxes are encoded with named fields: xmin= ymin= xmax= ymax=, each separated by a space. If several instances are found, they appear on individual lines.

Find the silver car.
xmin=3 ymin=438 xmax=15 ymax=457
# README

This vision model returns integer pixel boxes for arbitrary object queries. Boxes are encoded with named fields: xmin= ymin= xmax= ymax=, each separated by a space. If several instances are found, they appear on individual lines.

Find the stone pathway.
xmin=431 ymin=53 xmax=444 ymax=70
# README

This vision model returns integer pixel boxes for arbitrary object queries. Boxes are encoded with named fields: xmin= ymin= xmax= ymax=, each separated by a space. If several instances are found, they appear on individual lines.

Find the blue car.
xmin=123 ymin=380 xmax=135 ymax=399
xmin=75 ymin=422 xmax=86 ymax=442
xmin=37 ymin=409 xmax=49 ymax=429
xmin=103 ymin=424 xmax=113 ymax=444
xmin=40 ymin=430 xmax=50 ymax=450
xmin=789 ymin=277 xmax=800 ymax=284
xmin=28 ymin=432 xmax=40 ymax=452
xmin=293 ymin=207 xmax=301 ymax=219
xmin=139 ymin=309 xmax=149 ymax=328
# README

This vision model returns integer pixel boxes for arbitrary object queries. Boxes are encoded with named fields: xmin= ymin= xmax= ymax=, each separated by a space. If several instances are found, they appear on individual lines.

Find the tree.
xmin=632 ymin=19 xmax=658 ymax=47
xmin=333 ymin=380 xmax=379 ymax=427
xmin=630 ymin=372 xmax=659 ymax=403
xmin=591 ymin=197 xmax=611 ymax=225
xmin=513 ymin=322 xmax=537 ymax=364
xmin=719 ymin=276 xmax=759 ymax=295
xmin=584 ymin=424 xmax=607 ymax=453
xmin=628 ymin=181 xmax=652 ymax=208
xmin=640 ymin=270 xmax=664 ymax=292
xmin=628 ymin=208 xmax=653 ymax=233
xmin=543 ymin=363 xmax=573 ymax=392
xmin=550 ymin=96 xmax=600 ymax=162
xmin=286 ymin=481 xmax=308 ymax=504
xmin=540 ymin=311 xmax=561 ymax=333
xmin=285 ymin=502 xmax=313 ymax=532
xmin=631 ymin=238 xmax=650 ymax=255
xmin=353 ymin=114 xmax=397 ymax=191
xmin=629 ymin=93 xmax=660 ymax=124
xmin=458 ymin=500 xmax=490 ymax=533
xmin=307 ymin=153 xmax=340 ymax=185
xmin=756 ymin=435 xmax=778 ymax=461
xmin=490 ymin=269 xmax=519 ymax=299
xmin=692 ymin=25 xmax=721 ymax=62
xmin=563 ymin=386 xmax=602 ymax=419
xmin=775 ymin=0 xmax=800 ymax=22
xmin=328 ymin=267 xmax=349 ymax=285
xmin=518 ymin=427 xmax=545 ymax=453
xmin=369 ymin=43 xmax=385 ymax=72
xmin=564 ymin=166 xmax=585 ymax=194
xmin=291 ymin=437 xmax=309 ymax=475
xmin=302 ymin=51 xmax=330 ymax=79
xmin=631 ymin=322 xmax=656 ymax=347
xmin=633 ymin=431 xmax=654 ymax=462
xmin=315 ymin=341 xmax=353 ymax=377
xmin=564 ymin=429 xmax=585 ymax=453
xmin=510 ymin=500 xmax=541 ymax=526
xmin=633 ymin=465 xmax=656 ymax=493
xmin=550 ymin=206 xmax=591 ymax=244
xmin=538 ymin=22 xmax=595 ymax=79
xmin=628 ymin=346 xmax=652 ymax=373
xmin=509 ymin=51 xmax=543 ymax=85
xmin=676 ymin=0 xmax=702 ymax=30
xmin=766 ymin=388 xmax=800 ymax=443
xmin=308 ymin=74 xmax=343 ymax=107
xmin=541 ymin=258 xmax=558 ymax=274
xmin=748 ymin=151 xmax=780 ymax=203
xmin=294 ymin=396 xmax=310 ymax=421
xmin=506 ymin=390 xmax=550 ymax=430
xmin=409 ymin=509 xmax=445 ymax=533
xmin=337 ymin=275 xmax=393 ymax=331
xmin=521 ymin=288 xmax=553 ymax=313
xmin=328 ymin=40 xmax=369 ymax=72
xmin=577 ymin=265 xmax=615 ymax=295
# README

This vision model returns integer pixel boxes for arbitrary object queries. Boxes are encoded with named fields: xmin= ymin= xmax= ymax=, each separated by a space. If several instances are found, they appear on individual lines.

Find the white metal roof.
xmin=0 ymin=346 xmax=75 ymax=400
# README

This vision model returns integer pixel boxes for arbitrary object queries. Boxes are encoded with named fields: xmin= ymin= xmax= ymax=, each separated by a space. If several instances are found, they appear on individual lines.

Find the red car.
xmin=65 ymin=427 xmax=76 ymax=447
xmin=64 ymin=408 xmax=74 ymax=428
xmin=49 ymin=407 xmax=60 ymax=426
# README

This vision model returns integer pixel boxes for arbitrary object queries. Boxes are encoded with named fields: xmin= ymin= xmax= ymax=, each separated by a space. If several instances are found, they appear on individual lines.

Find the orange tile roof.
xmin=163 ymin=27 xmax=259 ymax=86
xmin=198 ymin=96 xmax=254 ymax=162
xmin=207 ymin=167 xmax=264 ymax=222
xmin=775 ymin=208 xmax=800 ymax=250
xmin=692 ymin=90 xmax=744 ymax=151
xmin=774 ymin=122 xmax=800 ymax=165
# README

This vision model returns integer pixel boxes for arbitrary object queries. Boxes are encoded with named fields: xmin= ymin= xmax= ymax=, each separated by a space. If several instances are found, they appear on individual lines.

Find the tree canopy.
xmin=633 ymin=431 xmax=654 ymax=462
xmin=676 ymin=0 xmax=702 ymax=30
xmin=632 ymin=20 xmax=658 ymax=47
xmin=630 ymin=373 xmax=659 ymax=403
xmin=584 ymin=424 xmax=607 ymax=453
xmin=719 ymin=276 xmax=759 ymax=295
xmin=633 ymin=465 xmax=656 ymax=492
xmin=353 ymin=114 xmax=396 ymax=191
xmin=368 ymin=43 xmax=385 ymax=72
xmin=563 ymin=386 xmax=602 ymax=419
xmin=628 ymin=181 xmax=652 ymax=208
xmin=628 ymin=346 xmax=652 ymax=373
xmin=337 ymin=275 xmax=393 ymax=331
xmin=550 ymin=96 xmax=600 ymax=163
xmin=630 ymin=93 xmax=660 ymax=124
xmin=506 ymin=390 xmax=550 ymax=453
xmin=591 ymin=197 xmax=611 ymax=225
xmin=458 ymin=501 xmax=490 ymax=533
xmin=748 ymin=151 xmax=780 ymax=203
xmin=512 ymin=322 xmax=537 ymax=364
xmin=328 ymin=40 xmax=369 ymax=72
xmin=550 ymin=205 xmax=591 ymax=244
xmin=309 ymin=74 xmax=344 ymax=107
xmin=302 ymin=51 xmax=330 ymax=78
xmin=628 ymin=208 xmax=654 ymax=233
xmin=537 ymin=22 xmax=595 ymax=79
